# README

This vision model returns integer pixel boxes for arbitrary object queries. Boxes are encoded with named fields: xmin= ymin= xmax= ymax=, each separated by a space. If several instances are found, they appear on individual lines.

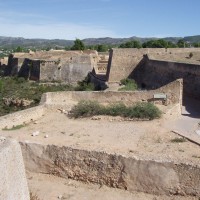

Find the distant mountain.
xmin=0 ymin=35 xmax=200 ymax=49
xmin=0 ymin=36 xmax=74 ymax=49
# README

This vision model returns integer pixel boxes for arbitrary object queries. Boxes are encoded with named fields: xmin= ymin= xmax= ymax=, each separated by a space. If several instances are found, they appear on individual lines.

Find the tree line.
xmin=6 ymin=38 xmax=200 ymax=53
xmin=69 ymin=39 xmax=200 ymax=51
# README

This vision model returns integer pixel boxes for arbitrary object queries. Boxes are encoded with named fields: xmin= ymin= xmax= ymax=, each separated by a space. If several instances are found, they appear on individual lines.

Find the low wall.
xmin=0 ymin=138 xmax=29 ymax=200
xmin=0 ymin=105 xmax=46 ymax=129
xmin=21 ymin=142 xmax=200 ymax=196
xmin=40 ymin=79 xmax=182 ymax=108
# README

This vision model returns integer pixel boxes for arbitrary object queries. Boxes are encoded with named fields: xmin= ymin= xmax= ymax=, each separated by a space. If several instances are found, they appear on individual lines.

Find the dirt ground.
xmin=27 ymin=172 xmax=198 ymax=200
xmin=1 ymin=106 xmax=200 ymax=200
xmin=1 ymin=108 xmax=200 ymax=165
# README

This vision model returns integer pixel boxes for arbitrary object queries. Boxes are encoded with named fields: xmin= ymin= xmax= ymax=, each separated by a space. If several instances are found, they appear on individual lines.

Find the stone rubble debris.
xmin=0 ymin=137 xmax=6 ymax=143
xmin=58 ymin=108 xmax=68 ymax=114
xmin=32 ymin=131 xmax=40 ymax=137
xmin=91 ymin=116 xmax=101 ymax=120
xmin=196 ymin=130 xmax=200 ymax=136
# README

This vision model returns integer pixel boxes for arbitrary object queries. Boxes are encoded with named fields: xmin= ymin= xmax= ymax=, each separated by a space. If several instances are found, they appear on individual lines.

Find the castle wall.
xmin=40 ymin=55 xmax=94 ymax=84
xmin=5 ymin=54 xmax=19 ymax=76
xmin=107 ymin=48 xmax=200 ymax=83
xmin=132 ymin=58 xmax=200 ymax=98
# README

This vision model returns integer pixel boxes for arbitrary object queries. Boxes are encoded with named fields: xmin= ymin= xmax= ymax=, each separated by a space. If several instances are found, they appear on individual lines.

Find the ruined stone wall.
xmin=0 ymin=138 xmax=29 ymax=200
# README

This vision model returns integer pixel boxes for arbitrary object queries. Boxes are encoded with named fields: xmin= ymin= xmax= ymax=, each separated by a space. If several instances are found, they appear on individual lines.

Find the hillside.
xmin=0 ymin=35 xmax=200 ymax=49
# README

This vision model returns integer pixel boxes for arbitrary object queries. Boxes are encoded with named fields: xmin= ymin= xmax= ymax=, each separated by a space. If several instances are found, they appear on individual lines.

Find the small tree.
xmin=189 ymin=52 xmax=193 ymax=59
xmin=71 ymin=39 xmax=85 ymax=50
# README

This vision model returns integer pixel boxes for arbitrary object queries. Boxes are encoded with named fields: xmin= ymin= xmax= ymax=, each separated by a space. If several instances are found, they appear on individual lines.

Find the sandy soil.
xmin=27 ymin=172 xmax=198 ymax=200
xmin=1 ymin=106 xmax=200 ymax=200
xmin=150 ymin=51 xmax=200 ymax=64
xmin=1 ymin=108 xmax=200 ymax=165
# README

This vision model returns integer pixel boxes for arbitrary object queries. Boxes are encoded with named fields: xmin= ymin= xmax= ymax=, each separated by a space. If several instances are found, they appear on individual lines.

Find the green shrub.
xmin=75 ymin=82 xmax=95 ymax=91
xmin=70 ymin=101 xmax=161 ymax=120
xmin=0 ymin=77 xmax=74 ymax=116
xmin=70 ymin=100 xmax=103 ymax=118
xmin=120 ymin=78 xmax=134 ymax=85
xmin=75 ymin=77 xmax=95 ymax=91
xmin=119 ymin=78 xmax=138 ymax=91
xmin=104 ymin=103 xmax=127 ymax=116
xmin=189 ymin=52 xmax=193 ymax=59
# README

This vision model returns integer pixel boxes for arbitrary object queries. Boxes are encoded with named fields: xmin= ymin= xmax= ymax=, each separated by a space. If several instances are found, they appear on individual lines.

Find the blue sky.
xmin=0 ymin=0 xmax=199 ymax=39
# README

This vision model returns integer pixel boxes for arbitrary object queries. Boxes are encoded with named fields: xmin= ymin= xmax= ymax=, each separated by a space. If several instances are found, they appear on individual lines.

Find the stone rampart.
xmin=132 ymin=57 xmax=200 ymax=98
xmin=5 ymin=51 xmax=98 ymax=83
xmin=40 ymin=55 xmax=94 ymax=83
xmin=0 ymin=138 xmax=29 ymax=200
xmin=107 ymin=48 xmax=200 ymax=82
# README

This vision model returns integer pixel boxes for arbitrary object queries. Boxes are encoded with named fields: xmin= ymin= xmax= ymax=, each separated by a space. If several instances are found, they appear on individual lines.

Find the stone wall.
xmin=5 ymin=51 xmax=97 ymax=84
xmin=107 ymin=48 xmax=200 ymax=84
xmin=106 ymin=48 xmax=179 ymax=82
xmin=39 ymin=55 xmax=95 ymax=83
xmin=18 ymin=59 xmax=40 ymax=80
xmin=107 ymin=48 xmax=200 ymax=99
xmin=132 ymin=57 xmax=200 ymax=98
xmin=40 ymin=79 xmax=182 ymax=109
xmin=4 ymin=54 xmax=18 ymax=76
xmin=0 ymin=105 xmax=46 ymax=129
xmin=0 ymin=138 xmax=29 ymax=200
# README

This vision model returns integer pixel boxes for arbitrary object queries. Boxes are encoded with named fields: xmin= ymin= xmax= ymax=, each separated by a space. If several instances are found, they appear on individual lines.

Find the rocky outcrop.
xmin=3 ymin=97 xmax=34 ymax=107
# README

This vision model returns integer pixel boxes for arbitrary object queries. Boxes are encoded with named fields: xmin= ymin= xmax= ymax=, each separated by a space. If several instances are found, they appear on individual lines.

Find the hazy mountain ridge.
xmin=0 ymin=35 xmax=200 ymax=48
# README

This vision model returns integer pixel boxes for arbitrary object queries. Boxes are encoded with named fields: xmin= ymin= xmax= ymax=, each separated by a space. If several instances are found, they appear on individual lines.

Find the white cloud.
xmin=0 ymin=21 xmax=119 ymax=39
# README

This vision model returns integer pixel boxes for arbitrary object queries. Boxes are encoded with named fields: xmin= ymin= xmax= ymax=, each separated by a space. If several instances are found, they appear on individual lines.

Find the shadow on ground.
xmin=182 ymin=96 xmax=200 ymax=119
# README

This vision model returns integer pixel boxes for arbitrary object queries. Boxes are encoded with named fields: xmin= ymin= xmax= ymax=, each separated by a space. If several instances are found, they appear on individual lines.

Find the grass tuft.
xmin=30 ymin=192 xmax=40 ymax=200
xmin=170 ymin=137 xmax=187 ymax=143
xmin=2 ymin=124 xmax=25 ymax=131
